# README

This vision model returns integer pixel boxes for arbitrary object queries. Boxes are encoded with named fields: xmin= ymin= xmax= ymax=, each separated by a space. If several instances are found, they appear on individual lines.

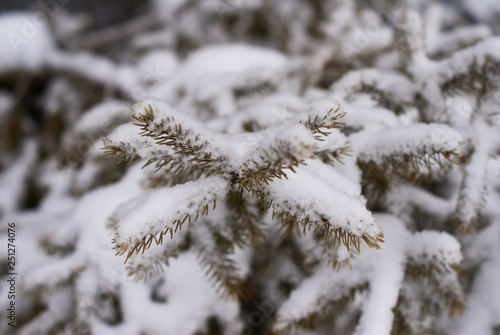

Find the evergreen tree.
xmin=0 ymin=1 xmax=500 ymax=335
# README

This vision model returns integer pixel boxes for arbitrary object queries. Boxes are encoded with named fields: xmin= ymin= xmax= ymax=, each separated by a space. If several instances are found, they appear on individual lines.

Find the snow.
xmin=1 ymin=2 xmax=500 ymax=335
xmin=331 ymin=68 xmax=416 ymax=105
xmin=341 ymin=104 xmax=401 ymax=131
xmin=353 ymin=214 xmax=409 ymax=335
xmin=17 ymin=290 xmax=73 ymax=335
xmin=455 ymin=119 xmax=492 ymax=225
xmin=425 ymin=4 xmax=492 ymax=56
xmin=265 ymin=163 xmax=379 ymax=239
xmin=445 ymin=94 xmax=476 ymax=127
xmin=0 ymin=12 xmax=56 ymax=71
xmin=451 ymin=191 xmax=500 ymax=335
xmin=152 ymin=0 xmax=184 ymax=19
xmin=352 ymin=124 xmax=464 ymax=165
xmin=239 ymin=124 xmax=318 ymax=173
xmin=274 ymin=264 xmax=367 ymax=330
xmin=0 ymin=141 xmax=37 ymax=217
xmin=149 ymin=44 xmax=289 ymax=114
xmin=126 ymin=97 xmax=331 ymax=172
xmin=386 ymin=183 xmax=455 ymax=222
xmin=179 ymin=44 xmax=287 ymax=76
xmin=300 ymin=97 xmax=344 ymax=123
xmin=75 ymin=101 xmax=131 ymax=134
xmin=463 ymin=0 xmax=500 ymax=22
xmin=322 ymin=0 xmax=355 ymax=37
xmin=0 ymin=91 xmax=14 ymax=116
xmin=225 ymin=93 xmax=304 ymax=133
xmin=92 ymin=253 xmax=239 ymax=335
xmin=301 ymin=159 xmax=363 ymax=201
xmin=276 ymin=214 xmax=462 ymax=335
xmin=114 ymin=176 xmax=230 ymax=248
xmin=47 ymin=52 xmax=142 ymax=94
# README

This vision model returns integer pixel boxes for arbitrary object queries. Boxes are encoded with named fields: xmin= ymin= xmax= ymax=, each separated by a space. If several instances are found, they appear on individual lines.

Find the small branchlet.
xmin=102 ymin=140 xmax=142 ymax=164
xmin=104 ymin=98 xmax=385 ymax=295
xmin=359 ymin=149 xmax=465 ymax=193
xmin=273 ymin=283 xmax=369 ymax=334
xmin=315 ymin=144 xmax=353 ymax=165
xmin=111 ymin=196 xmax=220 ymax=264
xmin=125 ymin=240 xmax=185 ymax=282
xmin=134 ymin=104 xmax=229 ymax=176
xmin=237 ymin=139 xmax=313 ymax=191
xmin=262 ymin=197 xmax=384 ymax=253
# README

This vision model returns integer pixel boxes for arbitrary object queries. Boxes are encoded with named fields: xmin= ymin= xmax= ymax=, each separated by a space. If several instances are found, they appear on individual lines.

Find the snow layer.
xmin=114 ymin=176 xmax=230 ymax=247
xmin=265 ymin=163 xmax=379 ymax=238
xmin=0 ymin=12 xmax=56 ymax=71
xmin=352 ymin=124 xmax=463 ymax=164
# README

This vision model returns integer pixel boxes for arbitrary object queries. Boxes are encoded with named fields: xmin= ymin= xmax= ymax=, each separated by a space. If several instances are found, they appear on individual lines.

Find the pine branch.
xmin=315 ymin=144 xmax=353 ymax=165
xmin=192 ymin=223 xmax=245 ymax=300
xmin=22 ymin=254 xmax=86 ymax=295
xmin=102 ymin=124 xmax=173 ymax=165
xmin=425 ymin=5 xmax=491 ymax=58
xmin=307 ymin=237 xmax=356 ymax=271
xmin=394 ymin=9 xmax=427 ymax=74
xmin=314 ymin=128 xmax=352 ymax=165
xmin=131 ymin=99 xmax=230 ymax=175
xmin=262 ymin=167 xmax=384 ymax=252
xmin=102 ymin=97 xmax=388 ymax=301
xmin=111 ymin=176 xmax=230 ymax=263
xmin=440 ymin=37 xmax=500 ymax=93
xmin=354 ymin=124 xmax=464 ymax=191
xmin=125 ymin=230 xmax=188 ymax=281
xmin=454 ymin=120 xmax=492 ymax=234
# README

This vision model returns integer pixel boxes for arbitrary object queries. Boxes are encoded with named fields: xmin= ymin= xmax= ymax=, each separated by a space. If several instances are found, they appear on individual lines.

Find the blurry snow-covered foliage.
xmin=0 ymin=1 xmax=500 ymax=334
